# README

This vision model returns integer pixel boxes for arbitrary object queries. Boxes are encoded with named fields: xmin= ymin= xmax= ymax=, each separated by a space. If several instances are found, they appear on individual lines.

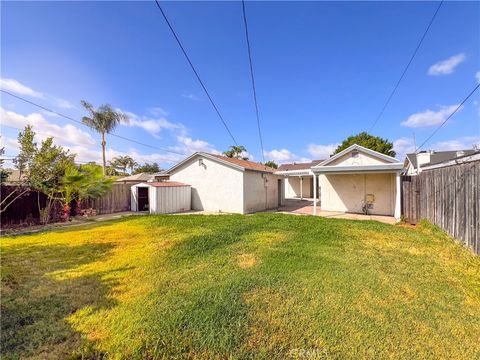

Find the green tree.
xmin=80 ymin=100 xmax=129 ymax=176
xmin=264 ymin=160 xmax=278 ymax=169
xmin=334 ymin=132 xmax=396 ymax=157
xmin=0 ymin=145 xmax=11 ymax=183
xmin=13 ymin=125 xmax=36 ymax=181
xmin=133 ymin=162 xmax=162 ymax=174
xmin=223 ymin=145 xmax=249 ymax=160
xmin=60 ymin=163 xmax=113 ymax=220
xmin=111 ymin=155 xmax=136 ymax=174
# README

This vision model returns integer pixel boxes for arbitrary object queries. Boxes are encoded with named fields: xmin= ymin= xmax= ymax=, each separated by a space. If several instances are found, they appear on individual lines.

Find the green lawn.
xmin=1 ymin=214 xmax=479 ymax=359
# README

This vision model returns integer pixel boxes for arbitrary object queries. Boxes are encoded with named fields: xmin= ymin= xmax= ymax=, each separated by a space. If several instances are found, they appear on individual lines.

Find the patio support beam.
xmin=300 ymin=176 xmax=303 ymax=200
xmin=394 ymin=172 xmax=401 ymax=221
xmin=313 ymin=174 xmax=317 ymax=216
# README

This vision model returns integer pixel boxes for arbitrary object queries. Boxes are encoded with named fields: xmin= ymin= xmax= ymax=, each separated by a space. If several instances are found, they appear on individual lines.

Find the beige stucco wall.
xmin=328 ymin=151 xmax=391 ymax=166
xmin=169 ymin=156 xmax=244 ymax=213
xmin=319 ymin=173 xmax=395 ymax=216
xmin=285 ymin=177 xmax=313 ymax=198
xmin=243 ymin=171 xmax=284 ymax=213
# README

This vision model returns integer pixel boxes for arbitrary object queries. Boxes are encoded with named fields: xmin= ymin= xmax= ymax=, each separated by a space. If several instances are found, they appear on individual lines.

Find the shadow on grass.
xmin=1 ymin=241 xmax=125 ymax=359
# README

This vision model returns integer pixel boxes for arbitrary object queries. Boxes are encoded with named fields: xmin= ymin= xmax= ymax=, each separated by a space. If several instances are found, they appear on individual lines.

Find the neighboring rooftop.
xmin=405 ymin=150 xmax=477 ymax=169
xmin=277 ymin=160 xmax=323 ymax=172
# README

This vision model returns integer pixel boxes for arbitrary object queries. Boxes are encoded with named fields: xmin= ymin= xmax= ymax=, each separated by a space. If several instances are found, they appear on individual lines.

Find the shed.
xmin=130 ymin=182 xmax=191 ymax=214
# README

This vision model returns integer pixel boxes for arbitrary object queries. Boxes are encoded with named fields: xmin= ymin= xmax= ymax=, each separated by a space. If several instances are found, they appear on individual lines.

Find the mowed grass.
xmin=1 ymin=214 xmax=479 ymax=359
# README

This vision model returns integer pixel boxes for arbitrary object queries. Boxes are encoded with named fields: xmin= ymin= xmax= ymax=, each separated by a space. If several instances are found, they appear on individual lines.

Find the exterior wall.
xmin=405 ymin=162 xmax=417 ymax=175
xmin=153 ymin=186 xmax=191 ymax=214
xmin=328 ymin=151 xmax=391 ymax=166
xmin=319 ymin=173 xmax=395 ymax=216
xmin=243 ymin=171 xmax=284 ymax=213
xmin=169 ymin=156 xmax=244 ymax=213
xmin=285 ymin=177 xmax=313 ymax=198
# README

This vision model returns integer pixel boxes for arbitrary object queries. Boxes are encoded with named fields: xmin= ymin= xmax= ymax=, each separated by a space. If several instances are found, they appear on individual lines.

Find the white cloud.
xmin=393 ymin=137 xmax=416 ymax=160
xmin=401 ymin=104 xmax=459 ymax=128
xmin=263 ymin=148 xmax=310 ymax=164
xmin=1 ymin=107 xmax=96 ymax=147
xmin=0 ymin=78 xmax=43 ymax=98
xmin=428 ymin=53 xmax=466 ymax=76
xmin=306 ymin=143 xmax=339 ymax=159
xmin=430 ymin=136 xmax=480 ymax=151
xmin=170 ymin=136 xmax=220 ymax=156
xmin=148 ymin=107 xmax=169 ymax=117
xmin=0 ymin=77 xmax=74 ymax=109
xmin=182 ymin=93 xmax=201 ymax=101
xmin=119 ymin=109 xmax=186 ymax=138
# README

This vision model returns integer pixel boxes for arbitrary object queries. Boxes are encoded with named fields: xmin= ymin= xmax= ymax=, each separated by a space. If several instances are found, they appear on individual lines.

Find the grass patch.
xmin=1 ymin=214 xmax=479 ymax=359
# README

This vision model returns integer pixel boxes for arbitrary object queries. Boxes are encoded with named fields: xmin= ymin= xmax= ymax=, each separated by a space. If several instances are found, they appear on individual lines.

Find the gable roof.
xmin=167 ymin=152 xmax=275 ymax=174
xmin=277 ymin=160 xmax=323 ymax=171
xmin=314 ymin=144 xmax=400 ymax=167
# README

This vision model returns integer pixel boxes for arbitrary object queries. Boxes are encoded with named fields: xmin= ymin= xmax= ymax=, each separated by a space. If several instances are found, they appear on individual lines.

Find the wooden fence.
xmin=401 ymin=160 xmax=479 ymax=254
xmin=1 ymin=183 xmax=132 ymax=228
xmin=80 ymin=183 xmax=131 ymax=215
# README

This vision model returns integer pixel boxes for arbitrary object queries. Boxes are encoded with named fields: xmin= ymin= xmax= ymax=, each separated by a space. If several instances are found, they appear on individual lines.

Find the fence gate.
xmin=401 ymin=175 xmax=420 ymax=224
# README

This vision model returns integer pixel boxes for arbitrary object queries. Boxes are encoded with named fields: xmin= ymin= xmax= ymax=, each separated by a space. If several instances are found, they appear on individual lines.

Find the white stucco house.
xmin=276 ymin=144 xmax=404 ymax=219
xmin=167 ymin=152 xmax=284 ymax=214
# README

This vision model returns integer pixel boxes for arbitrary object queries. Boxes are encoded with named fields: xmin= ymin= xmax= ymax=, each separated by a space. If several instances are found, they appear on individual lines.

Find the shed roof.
xmin=146 ymin=181 xmax=190 ymax=187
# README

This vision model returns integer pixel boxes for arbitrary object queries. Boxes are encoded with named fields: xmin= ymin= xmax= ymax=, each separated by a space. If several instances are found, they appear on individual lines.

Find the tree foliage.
xmin=264 ymin=160 xmax=278 ymax=169
xmin=133 ymin=162 xmax=162 ymax=174
xmin=0 ymin=145 xmax=11 ymax=183
xmin=80 ymin=100 xmax=129 ymax=176
xmin=334 ymin=132 xmax=396 ymax=157
xmin=223 ymin=145 xmax=249 ymax=160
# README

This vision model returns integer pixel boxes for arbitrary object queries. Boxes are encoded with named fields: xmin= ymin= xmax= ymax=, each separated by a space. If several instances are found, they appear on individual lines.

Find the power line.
xmin=415 ymin=82 xmax=480 ymax=152
xmin=241 ymin=0 xmax=265 ymax=163
xmin=1 ymin=90 xmax=188 ymax=157
xmin=368 ymin=0 xmax=443 ymax=132
xmin=153 ymin=0 xmax=239 ymax=146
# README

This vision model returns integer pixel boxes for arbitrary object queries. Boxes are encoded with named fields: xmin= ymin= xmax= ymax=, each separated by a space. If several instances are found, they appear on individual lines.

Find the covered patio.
xmin=278 ymin=198 xmax=396 ymax=224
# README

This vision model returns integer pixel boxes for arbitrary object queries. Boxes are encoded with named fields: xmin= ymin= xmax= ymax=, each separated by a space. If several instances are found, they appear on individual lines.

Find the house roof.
xmin=211 ymin=154 xmax=275 ymax=172
xmin=277 ymin=160 xmax=323 ymax=171
xmin=167 ymin=152 xmax=275 ymax=174
xmin=405 ymin=150 xmax=477 ymax=169
xmin=116 ymin=172 xmax=168 ymax=182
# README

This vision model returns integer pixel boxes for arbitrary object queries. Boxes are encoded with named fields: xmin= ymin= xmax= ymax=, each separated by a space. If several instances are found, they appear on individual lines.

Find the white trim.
xmin=312 ymin=163 xmax=404 ymax=174
xmin=394 ymin=173 xmax=401 ymax=221
xmin=314 ymin=144 xmax=400 ymax=167
xmin=313 ymin=174 xmax=317 ymax=216
xmin=274 ymin=169 xmax=313 ymax=176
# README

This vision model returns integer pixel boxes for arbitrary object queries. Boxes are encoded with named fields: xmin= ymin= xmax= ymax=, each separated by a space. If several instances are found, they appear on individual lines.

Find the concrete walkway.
xmin=278 ymin=198 xmax=397 ymax=225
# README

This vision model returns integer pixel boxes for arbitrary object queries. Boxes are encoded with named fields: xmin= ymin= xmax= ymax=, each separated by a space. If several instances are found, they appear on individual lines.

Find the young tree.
xmin=264 ymin=160 xmax=278 ymax=169
xmin=334 ymin=132 xmax=396 ymax=157
xmin=111 ymin=155 xmax=136 ymax=174
xmin=223 ymin=145 xmax=249 ymax=160
xmin=0 ymin=146 xmax=11 ymax=183
xmin=133 ymin=162 xmax=162 ymax=174
xmin=80 ymin=101 xmax=129 ymax=176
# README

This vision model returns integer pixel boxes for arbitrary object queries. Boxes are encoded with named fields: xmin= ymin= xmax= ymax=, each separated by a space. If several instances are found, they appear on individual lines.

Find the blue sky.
xmin=1 ymin=1 xmax=479 ymax=169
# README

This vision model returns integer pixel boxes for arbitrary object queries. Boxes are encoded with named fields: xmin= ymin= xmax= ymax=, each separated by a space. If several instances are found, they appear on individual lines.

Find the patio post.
xmin=394 ymin=172 xmax=401 ymax=221
xmin=313 ymin=174 xmax=317 ymax=216
xmin=300 ymin=176 xmax=303 ymax=200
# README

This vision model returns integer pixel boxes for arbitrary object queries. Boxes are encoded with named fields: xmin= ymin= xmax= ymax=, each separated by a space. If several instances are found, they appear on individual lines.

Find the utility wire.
xmin=153 ymin=0 xmax=239 ymax=146
xmin=241 ymin=0 xmax=265 ymax=162
xmin=415 ymin=83 xmax=480 ymax=152
xmin=1 ymin=90 xmax=188 ymax=156
xmin=368 ymin=0 xmax=443 ymax=132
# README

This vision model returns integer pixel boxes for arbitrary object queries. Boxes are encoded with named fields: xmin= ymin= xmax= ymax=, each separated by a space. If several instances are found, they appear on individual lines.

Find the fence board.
xmin=401 ymin=160 xmax=479 ymax=254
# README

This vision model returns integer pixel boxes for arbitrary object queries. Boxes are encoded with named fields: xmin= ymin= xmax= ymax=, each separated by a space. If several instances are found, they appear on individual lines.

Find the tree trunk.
xmin=101 ymin=131 xmax=107 ymax=177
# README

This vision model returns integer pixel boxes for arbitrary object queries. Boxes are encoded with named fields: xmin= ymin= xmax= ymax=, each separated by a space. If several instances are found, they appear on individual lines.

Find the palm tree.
xmin=223 ymin=145 xmax=249 ymax=160
xmin=111 ymin=155 xmax=136 ymax=175
xmin=81 ymin=100 xmax=129 ymax=176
